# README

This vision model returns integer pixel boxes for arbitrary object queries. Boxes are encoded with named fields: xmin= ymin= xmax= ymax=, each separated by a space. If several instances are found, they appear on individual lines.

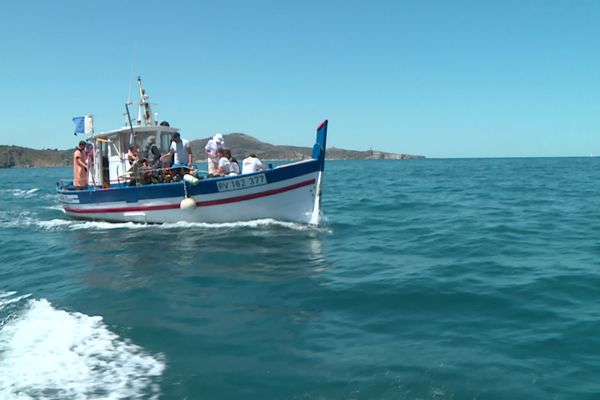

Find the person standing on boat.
xmin=242 ymin=154 xmax=266 ymax=174
xmin=160 ymin=132 xmax=192 ymax=168
xmin=73 ymin=140 xmax=89 ymax=189
xmin=145 ymin=137 xmax=161 ymax=168
xmin=205 ymin=133 xmax=225 ymax=177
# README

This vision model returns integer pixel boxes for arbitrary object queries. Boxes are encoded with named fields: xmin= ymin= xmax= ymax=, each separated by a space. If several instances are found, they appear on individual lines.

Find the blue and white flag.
xmin=72 ymin=115 xmax=94 ymax=135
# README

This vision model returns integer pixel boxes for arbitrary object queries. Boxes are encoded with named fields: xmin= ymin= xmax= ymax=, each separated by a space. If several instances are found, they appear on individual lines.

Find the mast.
xmin=136 ymin=76 xmax=155 ymax=126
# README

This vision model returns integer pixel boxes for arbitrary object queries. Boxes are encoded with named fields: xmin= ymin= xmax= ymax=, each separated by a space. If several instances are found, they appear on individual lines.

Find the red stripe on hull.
xmin=64 ymin=179 xmax=316 ymax=215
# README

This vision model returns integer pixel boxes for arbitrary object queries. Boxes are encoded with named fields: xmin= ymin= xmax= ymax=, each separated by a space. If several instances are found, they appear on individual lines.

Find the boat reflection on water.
xmin=70 ymin=220 xmax=331 ymax=293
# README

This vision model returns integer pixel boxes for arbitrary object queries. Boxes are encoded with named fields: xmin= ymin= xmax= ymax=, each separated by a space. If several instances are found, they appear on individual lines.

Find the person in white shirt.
xmin=242 ymin=154 xmax=266 ymax=174
xmin=160 ymin=132 xmax=192 ymax=167
xmin=224 ymin=149 xmax=240 ymax=175
xmin=205 ymin=133 xmax=225 ymax=176
xmin=215 ymin=149 xmax=232 ymax=176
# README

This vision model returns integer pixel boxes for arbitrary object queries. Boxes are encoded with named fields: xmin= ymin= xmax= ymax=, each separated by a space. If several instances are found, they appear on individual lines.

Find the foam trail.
xmin=0 ymin=294 xmax=165 ymax=400
xmin=42 ymin=205 xmax=64 ymax=211
xmin=0 ymin=292 xmax=31 ymax=309
xmin=0 ymin=211 xmax=331 ymax=233
xmin=157 ymin=218 xmax=315 ymax=231
xmin=2 ymin=189 xmax=40 ymax=199
xmin=4 ymin=215 xmax=324 ymax=232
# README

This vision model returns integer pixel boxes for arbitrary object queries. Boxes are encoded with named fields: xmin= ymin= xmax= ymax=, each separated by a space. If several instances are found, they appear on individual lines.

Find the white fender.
xmin=180 ymin=197 xmax=196 ymax=210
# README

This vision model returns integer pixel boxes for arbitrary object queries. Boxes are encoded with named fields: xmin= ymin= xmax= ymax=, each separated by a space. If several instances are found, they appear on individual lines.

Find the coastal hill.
xmin=0 ymin=133 xmax=424 ymax=168
xmin=192 ymin=133 xmax=424 ymax=161
xmin=0 ymin=145 xmax=71 ymax=168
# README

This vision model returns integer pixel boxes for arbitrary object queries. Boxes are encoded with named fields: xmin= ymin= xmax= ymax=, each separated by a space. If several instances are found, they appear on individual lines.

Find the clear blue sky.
xmin=1 ymin=0 xmax=599 ymax=157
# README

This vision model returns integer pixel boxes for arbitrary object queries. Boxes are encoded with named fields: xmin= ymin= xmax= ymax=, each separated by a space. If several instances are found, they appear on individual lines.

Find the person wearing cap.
xmin=73 ymin=140 xmax=89 ymax=189
xmin=160 ymin=132 xmax=192 ymax=168
xmin=205 ymin=133 xmax=225 ymax=177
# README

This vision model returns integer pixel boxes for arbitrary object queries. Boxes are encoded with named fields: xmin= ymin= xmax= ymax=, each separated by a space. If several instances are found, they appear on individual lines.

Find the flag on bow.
xmin=72 ymin=115 xmax=94 ymax=135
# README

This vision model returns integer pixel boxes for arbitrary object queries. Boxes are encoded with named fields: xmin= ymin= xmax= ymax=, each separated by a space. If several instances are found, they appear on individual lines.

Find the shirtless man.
xmin=73 ymin=140 xmax=89 ymax=189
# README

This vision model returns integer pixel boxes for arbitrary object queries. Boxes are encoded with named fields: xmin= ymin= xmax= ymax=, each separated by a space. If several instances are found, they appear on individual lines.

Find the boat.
xmin=56 ymin=78 xmax=327 ymax=225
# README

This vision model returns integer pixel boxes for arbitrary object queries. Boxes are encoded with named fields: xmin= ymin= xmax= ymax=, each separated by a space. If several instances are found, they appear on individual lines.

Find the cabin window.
xmin=100 ymin=141 xmax=108 ymax=157
xmin=116 ymin=134 xmax=129 ymax=156
xmin=160 ymin=132 xmax=172 ymax=153
xmin=133 ymin=132 xmax=158 ymax=156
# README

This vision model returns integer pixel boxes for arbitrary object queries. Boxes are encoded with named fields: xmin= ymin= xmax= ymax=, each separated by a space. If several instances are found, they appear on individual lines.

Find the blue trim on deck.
xmin=60 ymin=159 xmax=320 ymax=205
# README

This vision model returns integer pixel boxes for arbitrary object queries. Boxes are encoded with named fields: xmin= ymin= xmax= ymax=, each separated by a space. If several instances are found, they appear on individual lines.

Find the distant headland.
xmin=0 ymin=133 xmax=424 ymax=168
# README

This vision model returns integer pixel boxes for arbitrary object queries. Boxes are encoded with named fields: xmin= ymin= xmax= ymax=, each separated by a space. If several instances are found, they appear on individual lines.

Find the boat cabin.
xmin=70 ymin=76 xmax=189 ymax=188
xmin=91 ymin=125 xmax=179 ymax=187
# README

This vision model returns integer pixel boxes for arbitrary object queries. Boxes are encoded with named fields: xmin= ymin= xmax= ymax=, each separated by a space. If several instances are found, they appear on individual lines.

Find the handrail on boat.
xmin=57 ymin=179 xmax=73 ymax=190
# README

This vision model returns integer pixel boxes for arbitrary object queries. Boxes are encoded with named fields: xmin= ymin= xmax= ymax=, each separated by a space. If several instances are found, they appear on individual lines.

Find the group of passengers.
xmin=73 ymin=131 xmax=266 ymax=189
xmin=204 ymin=133 xmax=266 ymax=177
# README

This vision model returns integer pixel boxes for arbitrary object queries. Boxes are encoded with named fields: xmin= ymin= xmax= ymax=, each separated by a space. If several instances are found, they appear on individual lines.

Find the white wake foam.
xmin=158 ymin=218 xmax=314 ymax=231
xmin=0 ymin=211 xmax=39 ymax=229
xmin=0 ymin=292 xmax=31 ymax=310
xmin=2 ymin=188 xmax=40 ymax=199
xmin=42 ymin=205 xmax=65 ymax=211
xmin=0 ymin=294 xmax=165 ymax=399
xmin=0 ymin=199 xmax=332 ymax=234
xmin=1 ymin=213 xmax=322 ymax=232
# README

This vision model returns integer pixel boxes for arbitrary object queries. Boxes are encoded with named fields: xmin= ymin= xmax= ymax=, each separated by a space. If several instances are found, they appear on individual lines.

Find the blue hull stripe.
xmin=60 ymin=159 xmax=320 ymax=206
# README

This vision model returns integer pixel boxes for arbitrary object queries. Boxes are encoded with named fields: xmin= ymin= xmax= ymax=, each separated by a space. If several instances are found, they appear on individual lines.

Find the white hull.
xmin=63 ymin=171 xmax=320 ymax=224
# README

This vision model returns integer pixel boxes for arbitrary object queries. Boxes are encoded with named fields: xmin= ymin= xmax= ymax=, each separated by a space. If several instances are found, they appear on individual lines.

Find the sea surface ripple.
xmin=1 ymin=159 xmax=600 ymax=399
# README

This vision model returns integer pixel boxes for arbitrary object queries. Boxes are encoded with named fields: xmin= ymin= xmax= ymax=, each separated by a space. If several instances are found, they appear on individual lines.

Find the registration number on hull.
xmin=60 ymin=194 xmax=80 ymax=204
xmin=216 ymin=173 xmax=267 ymax=192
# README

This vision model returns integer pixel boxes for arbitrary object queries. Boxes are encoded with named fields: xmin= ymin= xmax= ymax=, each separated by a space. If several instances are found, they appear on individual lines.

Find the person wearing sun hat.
xmin=204 ymin=133 xmax=225 ymax=177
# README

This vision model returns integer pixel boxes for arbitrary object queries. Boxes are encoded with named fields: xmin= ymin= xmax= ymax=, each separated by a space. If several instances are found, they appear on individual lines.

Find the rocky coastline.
xmin=0 ymin=133 xmax=424 ymax=168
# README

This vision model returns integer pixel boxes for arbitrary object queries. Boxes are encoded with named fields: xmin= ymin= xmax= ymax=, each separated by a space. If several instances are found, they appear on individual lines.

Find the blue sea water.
xmin=1 ymin=158 xmax=600 ymax=399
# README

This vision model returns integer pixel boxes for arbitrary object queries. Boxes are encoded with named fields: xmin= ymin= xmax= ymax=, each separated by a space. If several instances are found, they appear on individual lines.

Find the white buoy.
xmin=183 ymin=174 xmax=200 ymax=186
xmin=180 ymin=197 xmax=196 ymax=210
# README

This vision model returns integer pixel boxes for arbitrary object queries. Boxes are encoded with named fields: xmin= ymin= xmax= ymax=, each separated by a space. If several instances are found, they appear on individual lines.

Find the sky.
xmin=1 ymin=0 xmax=599 ymax=158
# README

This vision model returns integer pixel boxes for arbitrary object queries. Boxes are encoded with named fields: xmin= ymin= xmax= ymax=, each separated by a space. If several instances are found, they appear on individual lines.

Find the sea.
xmin=1 ymin=158 xmax=599 ymax=400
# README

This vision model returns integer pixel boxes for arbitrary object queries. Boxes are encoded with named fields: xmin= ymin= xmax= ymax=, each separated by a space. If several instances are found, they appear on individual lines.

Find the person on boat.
xmin=224 ymin=149 xmax=240 ymax=175
xmin=126 ymin=153 xmax=153 ymax=186
xmin=127 ymin=146 xmax=139 ymax=169
xmin=73 ymin=140 xmax=89 ymax=190
xmin=242 ymin=154 xmax=266 ymax=174
xmin=205 ymin=133 xmax=225 ymax=176
xmin=145 ymin=137 xmax=161 ymax=168
xmin=215 ymin=149 xmax=233 ymax=176
xmin=160 ymin=132 xmax=192 ymax=168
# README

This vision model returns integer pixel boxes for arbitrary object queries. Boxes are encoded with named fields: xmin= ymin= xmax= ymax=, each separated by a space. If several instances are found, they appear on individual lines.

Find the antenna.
xmin=125 ymin=103 xmax=135 ymax=145
xmin=127 ymin=41 xmax=137 ymax=104
xmin=136 ymin=76 xmax=155 ymax=126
